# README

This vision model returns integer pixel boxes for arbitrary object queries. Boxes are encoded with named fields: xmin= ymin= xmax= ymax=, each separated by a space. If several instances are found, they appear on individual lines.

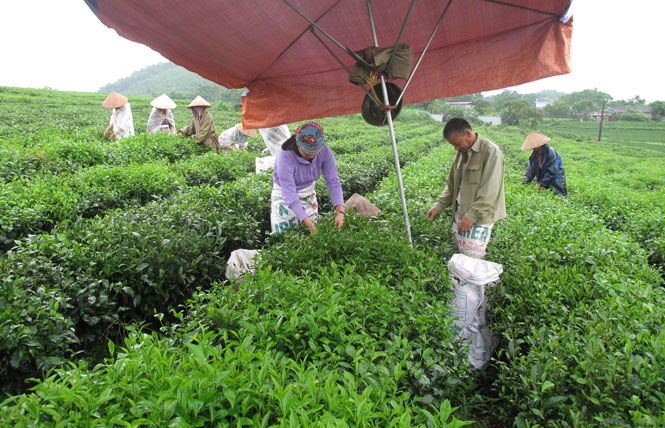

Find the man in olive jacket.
xmin=426 ymin=118 xmax=506 ymax=259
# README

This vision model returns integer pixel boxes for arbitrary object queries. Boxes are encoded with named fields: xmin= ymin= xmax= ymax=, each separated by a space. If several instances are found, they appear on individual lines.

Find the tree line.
xmin=419 ymin=89 xmax=665 ymax=125
xmin=98 ymin=62 xmax=244 ymax=104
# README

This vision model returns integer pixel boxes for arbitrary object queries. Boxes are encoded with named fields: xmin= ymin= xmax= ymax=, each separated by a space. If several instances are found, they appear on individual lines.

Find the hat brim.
xmin=235 ymin=124 xmax=257 ymax=138
xmin=102 ymin=92 xmax=128 ymax=109
xmin=521 ymin=132 xmax=551 ymax=151
xmin=151 ymin=94 xmax=177 ymax=109
xmin=188 ymin=95 xmax=212 ymax=108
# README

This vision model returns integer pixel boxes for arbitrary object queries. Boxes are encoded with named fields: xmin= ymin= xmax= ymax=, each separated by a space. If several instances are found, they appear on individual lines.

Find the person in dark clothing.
xmin=521 ymin=132 xmax=568 ymax=197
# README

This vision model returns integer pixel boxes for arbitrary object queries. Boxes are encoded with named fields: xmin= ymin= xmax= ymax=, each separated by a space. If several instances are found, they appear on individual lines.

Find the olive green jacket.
xmin=180 ymin=110 xmax=221 ymax=152
xmin=433 ymin=134 xmax=506 ymax=225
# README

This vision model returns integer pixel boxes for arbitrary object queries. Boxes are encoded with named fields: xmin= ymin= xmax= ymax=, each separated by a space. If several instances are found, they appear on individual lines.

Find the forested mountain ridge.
xmin=98 ymin=62 xmax=244 ymax=104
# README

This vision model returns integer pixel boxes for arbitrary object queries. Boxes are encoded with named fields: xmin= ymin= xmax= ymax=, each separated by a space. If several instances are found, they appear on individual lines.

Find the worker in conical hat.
xmin=178 ymin=95 xmax=221 ymax=152
xmin=147 ymin=94 xmax=177 ymax=135
xmin=521 ymin=132 xmax=568 ymax=197
xmin=218 ymin=123 xmax=258 ymax=151
xmin=102 ymin=92 xmax=135 ymax=140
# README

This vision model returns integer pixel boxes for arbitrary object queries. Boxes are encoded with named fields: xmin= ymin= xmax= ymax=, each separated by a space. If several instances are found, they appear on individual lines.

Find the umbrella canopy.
xmin=85 ymin=0 xmax=573 ymax=128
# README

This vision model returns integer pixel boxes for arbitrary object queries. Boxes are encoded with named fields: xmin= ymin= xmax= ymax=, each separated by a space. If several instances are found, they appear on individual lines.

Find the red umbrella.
xmin=85 ymin=0 xmax=572 ymax=127
xmin=86 ymin=0 xmax=573 ymax=241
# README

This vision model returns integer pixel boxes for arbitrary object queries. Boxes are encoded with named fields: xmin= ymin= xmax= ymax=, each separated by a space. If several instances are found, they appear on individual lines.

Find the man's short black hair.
xmin=443 ymin=118 xmax=472 ymax=139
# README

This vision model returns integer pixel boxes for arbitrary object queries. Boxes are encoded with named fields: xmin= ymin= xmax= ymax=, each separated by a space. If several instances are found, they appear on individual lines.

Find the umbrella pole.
xmin=380 ymin=76 xmax=412 ymax=245
xmin=367 ymin=0 xmax=412 ymax=245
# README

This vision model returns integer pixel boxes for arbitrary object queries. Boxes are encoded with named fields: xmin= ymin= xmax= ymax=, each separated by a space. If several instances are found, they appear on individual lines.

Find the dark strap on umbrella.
xmin=482 ymin=0 xmax=561 ymax=18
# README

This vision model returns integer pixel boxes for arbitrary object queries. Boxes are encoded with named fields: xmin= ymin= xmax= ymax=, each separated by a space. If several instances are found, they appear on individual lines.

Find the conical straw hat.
xmin=102 ymin=92 xmax=128 ymax=109
xmin=187 ymin=95 xmax=212 ymax=108
xmin=235 ymin=123 xmax=257 ymax=138
xmin=521 ymin=132 xmax=551 ymax=151
xmin=150 ymin=93 xmax=177 ymax=109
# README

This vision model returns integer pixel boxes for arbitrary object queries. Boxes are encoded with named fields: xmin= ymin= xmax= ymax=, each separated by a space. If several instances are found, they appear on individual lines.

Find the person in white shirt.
xmin=102 ymin=92 xmax=135 ymax=140
xmin=147 ymin=93 xmax=176 ymax=134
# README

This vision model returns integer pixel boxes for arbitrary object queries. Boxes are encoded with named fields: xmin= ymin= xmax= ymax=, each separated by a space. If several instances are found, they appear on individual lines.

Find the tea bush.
xmin=486 ymin=128 xmax=665 ymax=272
xmin=0 ymin=322 xmax=472 ymax=427
xmin=0 ymin=276 xmax=78 ymax=395
xmin=0 ymin=107 xmax=438 ymax=393
xmin=256 ymin=219 xmax=473 ymax=403
xmin=174 ymin=150 xmax=257 ymax=186
xmin=3 ymin=87 xmax=665 ymax=425
xmin=533 ymin=118 xmax=665 ymax=145
xmin=0 ymin=177 xmax=271 ymax=392
xmin=0 ymin=130 xmax=211 ymax=182
xmin=0 ymin=214 xmax=473 ymax=426
xmin=367 ymin=133 xmax=665 ymax=425
xmin=0 ymin=150 xmax=261 ymax=252
xmin=318 ymin=131 xmax=443 ymax=210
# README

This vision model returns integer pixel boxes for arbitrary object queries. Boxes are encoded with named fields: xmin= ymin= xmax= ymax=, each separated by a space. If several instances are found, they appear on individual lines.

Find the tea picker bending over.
xmin=178 ymin=95 xmax=222 ymax=152
xmin=218 ymin=123 xmax=257 ymax=150
xmin=521 ymin=132 xmax=568 ymax=197
xmin=426 ymin=118 xmax=506 ymax=259
xmin=147 ymin=93 xmax=177 ymax=134
xmin=271 ymin=122 xmax=345 ymax=235
xmin=102 ymin=92 xmax=135 ymax=140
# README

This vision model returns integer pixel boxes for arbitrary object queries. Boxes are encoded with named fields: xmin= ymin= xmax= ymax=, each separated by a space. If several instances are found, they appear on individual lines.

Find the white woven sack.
xmin=225 ymin=249 xmax=261 ymax=280
xmin=448 ymin=253 xmax=503 ymax=286
xmin=448 ymin=253 xmax=503 ymax=369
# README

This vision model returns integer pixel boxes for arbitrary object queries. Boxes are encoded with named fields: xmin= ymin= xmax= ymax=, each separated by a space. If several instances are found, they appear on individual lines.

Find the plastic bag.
xmin=270 ymin=182 xmax=318 ymax=234
xmin=259 ymin=125 xmax=290 ymax=157
xmin=225 ymin=249 xmax=261 ymax=280
xmin=255 ymin=155 xmax=276 ymax=173
xmin=453 ymin=222 xmax=494 ymax=260
xmin=448 ymin=253 xmax=503 ymax=369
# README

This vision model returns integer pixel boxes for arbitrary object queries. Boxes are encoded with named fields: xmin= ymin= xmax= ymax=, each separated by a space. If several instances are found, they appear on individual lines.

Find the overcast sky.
xmin=2 ymin=1 xmax=663 ymax=102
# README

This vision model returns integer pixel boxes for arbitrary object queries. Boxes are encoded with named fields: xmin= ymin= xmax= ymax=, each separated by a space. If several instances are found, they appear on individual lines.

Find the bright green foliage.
xmin=0 ymin=323 xmax=471 ymax=427
xmin=0 ymin=88 xmax=443 ymax=397
xmin=530 ymin=118 xmax=665 ymax=145
xmin=0 ymin=150 xmax=259 ymax=252
xmin=367 ymin=134 xmax=665 ymax=425
xmin=1 ymin=178 xmax=271 ymax=391
xmin=2 ymin=87 xmax=665 ymax=426
xmin=486 ymin=128 xmax=665 ymax=271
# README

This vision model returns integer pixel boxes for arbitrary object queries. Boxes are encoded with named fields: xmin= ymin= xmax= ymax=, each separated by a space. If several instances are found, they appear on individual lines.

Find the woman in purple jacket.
xmin=271 ymin=122 xmax=346 ymax=234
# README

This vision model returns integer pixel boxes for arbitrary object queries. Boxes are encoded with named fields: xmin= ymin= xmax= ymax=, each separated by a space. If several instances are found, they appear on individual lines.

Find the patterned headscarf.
xmin=295 ymin=122 xmax=325 ymax=155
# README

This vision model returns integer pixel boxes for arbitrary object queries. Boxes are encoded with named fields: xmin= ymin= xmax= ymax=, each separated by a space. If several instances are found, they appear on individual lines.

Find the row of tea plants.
xmin=0 ymin=90 xmax=444 ymax=396
xmin=366 ymin=135 xmax=665 ymax=425
xmin=486 ymin=128 xmax=665 ymax=271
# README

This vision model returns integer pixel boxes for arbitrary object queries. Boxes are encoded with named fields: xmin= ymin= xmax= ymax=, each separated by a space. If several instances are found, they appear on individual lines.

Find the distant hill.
xmin=98 ymin=62 xmax=244 ymax=104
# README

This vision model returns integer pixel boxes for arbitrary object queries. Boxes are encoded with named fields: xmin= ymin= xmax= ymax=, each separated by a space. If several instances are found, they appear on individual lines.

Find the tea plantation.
xmin=1 ymin=86 xmax=664 ymax=427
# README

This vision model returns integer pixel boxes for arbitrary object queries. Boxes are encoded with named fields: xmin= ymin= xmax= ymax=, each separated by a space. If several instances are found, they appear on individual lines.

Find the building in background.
xmin=535 ymin=98 xmax=554 ymax=109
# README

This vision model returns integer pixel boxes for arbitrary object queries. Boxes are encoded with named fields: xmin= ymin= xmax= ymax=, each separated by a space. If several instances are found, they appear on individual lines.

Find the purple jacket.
xmin=273 ymin=145 xmax=344 ymax=221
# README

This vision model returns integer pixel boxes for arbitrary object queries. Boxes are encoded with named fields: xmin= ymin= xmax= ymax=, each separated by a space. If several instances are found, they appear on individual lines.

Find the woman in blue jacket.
xmin=522 ymin=132 xmax=568 ymax=197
